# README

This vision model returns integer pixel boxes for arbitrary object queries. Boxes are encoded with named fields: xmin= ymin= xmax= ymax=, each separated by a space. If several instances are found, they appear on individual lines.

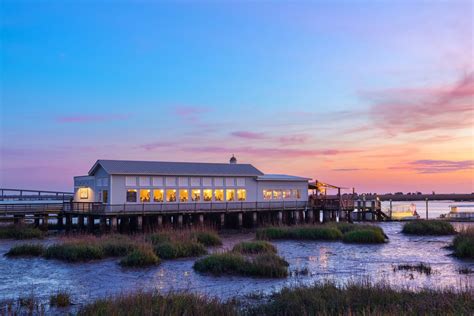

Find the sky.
xmin=0 ymin=0 xmax=473 ymax=193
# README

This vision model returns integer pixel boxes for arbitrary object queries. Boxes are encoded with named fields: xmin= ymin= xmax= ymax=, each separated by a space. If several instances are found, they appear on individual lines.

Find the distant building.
xmin=74 ymin=157 xmax=310 ymax=205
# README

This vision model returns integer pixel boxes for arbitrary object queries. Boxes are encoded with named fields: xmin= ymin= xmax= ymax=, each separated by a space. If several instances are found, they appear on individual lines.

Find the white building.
xmin=74 ymin=157 xmax=310 ymax=206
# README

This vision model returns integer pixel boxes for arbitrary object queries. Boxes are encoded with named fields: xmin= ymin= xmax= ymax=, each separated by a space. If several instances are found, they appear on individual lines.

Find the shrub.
xmin=44 ymin=243 xmax=104 ymax=262
xmin=5 ymin=244 xmax=45 ymax=257
xmin=78 ymin=291 xmax=237 ymax=316
xmin=50 ymin=291 xmax=71 ymax=307
xmin=232 ymin=241 xmax=277 ymax=254
xmin=194 ymin=252 xmax=247 ymax=275
xmin=154 ymin=241 xmax=207 ymax=259
xmin=193 ymin=231 xmax=222 ymax=246
xmin=101 ymin=235 xmax=137 ymax=257
xmin=452 ymin=228 xmax=474 ymax=259
xmin=402 ymin=220 xmax=455 ymax=235
xmin=247 ymin=253 xmax=289 ymax=278
xmin=0 ymin=225 xmax=44 ymax=240
xmin=120 ymin=247 xmax=160 ymax=267
xmin=257 ymin=226 xmax=342 ymax=241
xmin=342 ymin=229 xmax=386 ymax=244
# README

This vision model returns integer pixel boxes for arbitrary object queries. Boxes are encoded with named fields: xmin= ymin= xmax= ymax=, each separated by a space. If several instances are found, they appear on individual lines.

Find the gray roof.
xmin=257 ymin=174 xmax=311 ymax=181
xmin=89 ymin=159 xmax=264 ymax=177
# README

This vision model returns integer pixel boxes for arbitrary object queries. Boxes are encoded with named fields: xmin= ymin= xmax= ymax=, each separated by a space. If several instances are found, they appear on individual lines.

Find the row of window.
xmin=125 ymin=176 xmax=246 ymax=188
xmin=127 ymin=189 xmax=247 ymax=203
xmin=263 ymin=189 xmax=301 ymax=200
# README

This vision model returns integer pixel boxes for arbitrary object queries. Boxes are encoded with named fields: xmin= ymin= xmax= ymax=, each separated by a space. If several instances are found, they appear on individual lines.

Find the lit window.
xmin=237 ymin=189 xmax=246 ymax=201
xmin=126 ymin=189 xmax=137 ymax=202
xmin=203 ymin=189 xmax=212 ymax=202
xmin=166 ymin=189 xmax=177 ymax=202
xmin=125 ymin=176 xmax=136 ymax=186
xmin=140 ymin=189 xmax=150 ymax=202
xmin=263 ymin=190 xmax=272 ymax=200
xmin=273 ymin=190 xmax=282 ymax=200
xmin=214 ymin=189 xmax=224 ymax=201
xmin=226 ymin=189 xmax=235 ymax=201
xmin=191 ymin=189 xmax=201 ymax=201
xmin=283 ymin=190 xmax=292 ymax=199
xmin=294 ymin=189 xmax=301 ymax=199
xmin=79 ymin=188 xmax=88 ymax=199
xmin=153 ymin=189 xmax=164 ymax=202
xmin=179 ymin=189 xmax=189 ymax=202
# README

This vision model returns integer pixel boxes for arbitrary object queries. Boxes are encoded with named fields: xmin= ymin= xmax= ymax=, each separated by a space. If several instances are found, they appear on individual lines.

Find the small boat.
xmin=443 ymin=204 xmax=474 ymax=221
xmin=389 ymin=203 xmax=420 ymax=220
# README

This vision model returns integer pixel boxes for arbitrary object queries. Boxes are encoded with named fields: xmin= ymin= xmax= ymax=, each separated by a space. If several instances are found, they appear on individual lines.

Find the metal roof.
xmin=257 ymin=174 xmax=311 ymax=181
xmin=89 ymin=159 xmax=264 ymax=177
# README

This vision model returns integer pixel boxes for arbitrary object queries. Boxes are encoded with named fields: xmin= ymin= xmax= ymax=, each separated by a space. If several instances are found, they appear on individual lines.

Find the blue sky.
xmin=1 ymin=1 xmax=473 ymax=192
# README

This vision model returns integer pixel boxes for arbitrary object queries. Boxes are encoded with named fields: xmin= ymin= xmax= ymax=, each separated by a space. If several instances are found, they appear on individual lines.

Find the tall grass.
xmin=149 ymin=229 xmax=216 ymax=259
xmin=119 ymin=246 xmax=160 ymax=267
xmin=0 ymin=225 xmax=44 ymax=240
xmin=256 ymin=226 xmax=343 ymax=241
xmin=78 ymin=291 xmax=237 ymax=316
xmin=232 ymin=241 xmax=276 ymax=254
xmin=402 ymin=220 xmax=455 ymax=235
xmin=192 ymin=231 xmax=222 ymax=246
xmin=452 ymin=227 xmax=474 ymax=259
xmin=44 ymin=243 xmax=105 ymax=262
xmin=49 ymin=290 xmax=71 ymax=307
xmin=5 ymin=244 xmax=45 ymax=257
xmin=153 ymin=241 xmax=207 ymax=259
xmin=342 ymin=229 xmax=386 ymax=244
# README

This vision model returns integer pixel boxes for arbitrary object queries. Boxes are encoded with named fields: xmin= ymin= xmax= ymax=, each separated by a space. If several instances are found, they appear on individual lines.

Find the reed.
xmin=192 ymin=231 xmax=222 ymax=246
xmin=256 ymin=226 xmax=343 ymax=241
xmin=452 ymin=227 xmax=474 ymax=259
xmin=77 ymin=291 xmax=237 ymax=316
xmin=153 ymin=241 xmax=207 ymax=259
xmin=119 ymin=246 xmax=160 ymax=267
xmin=0 ymin=225 xmax=44 ymax=240
xmin=49 ymin=290 xmax=71 ymax=307
xmin=232 ymin=241 xmax=277 ymax=254
xmin=44 ymin=243 xmax=105 ymax=262
xmin=402 ymin=220 xmax=455 ymax=235
xmin=5 ymin=244 xmax=45 ymax=257
xmin=342 ymin=229 xmax=386 ymax=244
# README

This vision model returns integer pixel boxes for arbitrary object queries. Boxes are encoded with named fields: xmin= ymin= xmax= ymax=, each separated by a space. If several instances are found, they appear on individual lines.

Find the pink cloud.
xmin=278 ymin=134 xmax=310 ymax=145
xmin=173 ymin=106 xmax=210 ymax=122
xmin=390 ymin=160 xmax=474 ymax=174
xmin=231 ymin=131 xmax=266 ymax=139
xmin=364 ymin=72 xmax=474 ymax=135
xmin=57 ymin=114 xmax=131 ymax=123
xmin=139 ymin=141 xmax=176 ymax=151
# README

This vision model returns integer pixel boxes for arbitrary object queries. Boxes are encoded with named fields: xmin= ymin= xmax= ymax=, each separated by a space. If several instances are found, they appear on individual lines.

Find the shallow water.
xmin=0 ymin=222 xmax=472 ymax=311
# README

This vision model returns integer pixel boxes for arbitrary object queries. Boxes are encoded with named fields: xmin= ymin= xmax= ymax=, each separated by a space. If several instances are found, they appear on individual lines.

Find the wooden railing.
xmin=0 ymin=188 xmax=74 ymax=201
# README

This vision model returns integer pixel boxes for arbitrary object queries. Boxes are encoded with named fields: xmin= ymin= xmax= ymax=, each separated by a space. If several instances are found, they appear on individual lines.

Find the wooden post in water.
xmin=425 ymin=198 xmax=429 ymax=220
xmin=389 ymin=199 xmax=393 ymax=218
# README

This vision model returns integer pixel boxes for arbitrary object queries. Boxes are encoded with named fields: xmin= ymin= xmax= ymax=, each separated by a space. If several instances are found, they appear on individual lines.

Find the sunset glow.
xmin=1 ymin=1 xmax=473 ymax=193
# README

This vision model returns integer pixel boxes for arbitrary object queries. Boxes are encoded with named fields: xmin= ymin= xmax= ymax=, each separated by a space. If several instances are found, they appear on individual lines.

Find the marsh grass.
xmin=153 ymin=241 xmax=207 ymax=259
xmin=394 ymin=263 xmax=432 ymax=275
xmin=77 ymin=291 xmax=237 ymax=316
xmin=119 ymin=246 xmax=160 ymax=267
xmin=402 ymin=220 xmax=455 ymax=235
xmin=452 ymin=227 xmax=474 ymax=259
xmin=193 ymin=252 xmax=289 ymax=278
xmin=49 ymin=290 xmax=71 ymax=307
xmin=342 ymin=229 xmax=386 ymax=244
xmin=256 ymin=226 xmax=343 ymax=241
xmin=149 ymin=229 xmax=218 ymax=259
xmin=0 ymin=225 xmax=44 ymax=240
xmin=248 ymin=281 xmax=474 ymax=316
xmin=193 ymin=231 xmax=222 ymax=246
xmin=232 ymin=241 xmax=276 ymax=254
xmin=458 ymin=267 xmax=473 ymax=274
xmin=5 ymin=243 xmax=45 ymax=257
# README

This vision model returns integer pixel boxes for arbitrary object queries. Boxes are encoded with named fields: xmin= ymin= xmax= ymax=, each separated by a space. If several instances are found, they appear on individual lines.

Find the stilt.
xmin=111 ymin=216 xmax=118 ymax=232
xmin=57 ymin=214 xmax=64 ymax=229
xmin=87 ymin=215 xmax=94 ymax=232
xmin=41 ymin=214 xmax=49 ymax=229
xmin=13 ymin=215 xmax=25 ymax=225
xmin=294 ymin=210 xmax=299 ymax=224
xmin=137 ymin=216 xmax=143 ymax=231
xmin=178 ymin=215 xmax=183 ymax=227
xmin=307 ymin=210 xmax=314 ymax=223
xmin=277 ymin=211 xmax=283 ymax=225
xmin=78 ymin=215 xmax=85 ymax=230
xmin=237 ymin=212 xmax=243 ymax=228
xmin=220 ymin=213 xmax=225 ymax=228
xmin=100 ymin=217 xmax=107 ymax=231
xmin=157 ymin=215 xmax=163 ymax=229
xmin=252 ymin=212 xmax=257 ymax=227
xmin=198 ymin=214 xmax=204 ymax=227
xmin=66 ymin=214 xmax=72 ymax=231
xmin=319 ymin=210 xmax=324 ymax=223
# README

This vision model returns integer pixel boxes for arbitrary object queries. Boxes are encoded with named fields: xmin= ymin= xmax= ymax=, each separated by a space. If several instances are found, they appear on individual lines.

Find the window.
xmin=214 ymin=189 xmax=224 ymax=201
xmin=166 ymin=189 xmax=177 ymax=202
xmin=214 ymin=177 xmax=223 ymax=186
xmin=126 ymin=189 xmax=137 ymax=202
xmin=178 ymin=177 xmax=188 ymax=187
xmin=140 ymin=189 xmax=150 ymax=202
xmin=191 ymin=189 xmax=201 ymax=201
xmin=179 ymin=189 xmax=189 ymax=202
xmin=202 ymin=178 xmax=212 ymax=186
xmin=225 ymin=178 xmax=235 ymax=187
xmin=226 ymin=189 xmax=235 ymax=201
xmin=102 ymin=190 xmax=108 ymax=203
xmin=293 ymin=189 xmax=301 ymax=199
xmin=166 ymin=177 xmax=177 ymax=186
xmin=152 ymin=177 xmax=163 ymax=186
xmin=190 ymin=177 xmax=201 ymax=186
xmin=236 ymin=178 xmax=245 ymax=187
xmin=79 ymin=188 xmax=88 ymax=199
xmin=273 ymin=190 xmax=282 ymax=200
xmin=283 ymin=190 xmax=292 ymax=199
xmin=237 ymin=189 xmax=246 ymax=201
xmin=203 ymin=189 xmax=212 ymax=201
xmin=263 ymin=190 xmax=272 ymax=200
xmin=139 ymin=176 xmax=150 ymax=186
xmin=126 ymin=176 xmax=136 ymax=186
xmin=153 ymin=189 xmax=164 ymax=202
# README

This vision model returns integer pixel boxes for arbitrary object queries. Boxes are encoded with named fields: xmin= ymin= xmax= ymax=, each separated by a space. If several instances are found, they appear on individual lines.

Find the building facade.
xmin=74 ymin=158 xmax=310 ymax=206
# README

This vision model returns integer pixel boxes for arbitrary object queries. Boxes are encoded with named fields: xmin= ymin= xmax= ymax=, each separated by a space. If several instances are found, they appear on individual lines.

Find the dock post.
xmin=425 ymin=198 xmax=429 ymax=220
xmin=293 ymin=211 xmax=299 ymax=224
xmin=307 ymin=210 xmax=314 ymax=223
xmin=100 ymin=217 xmax=107 ymax=232
xmin=198 ymin=214 xmax=204 ymax=227
xmin=301 ymin=210 xmax=306 ymax=223
xmin=157 ymin=215 xmax=163 ymax=229
xmin=66 ymin=214 xmax=72 ymax=231
xmin=13 ymin=215 xmax=25 ymax=225
xmin=220 ymin=213 xmax=225 ymax=228
xmin=137 ymin=216 xmax=143 ymax=231
xmin=252 ymin=212 xmax=257 ymax=227
xmin=277 ymin=211 xmax=283 ymax=225
xmin=111 ymin=216 xmax=118 ymax=232
xmin=319 ymin=210 xmax=324 ymax=223
xmin=34 ymin=216 xmax=40 ymax=227
xmin=78 ymin=215 xmax=85 ymax=230
xmin=41 ymin=213 xmax=49 ymax=230
xmin=57 ymin=214 xmax=64 ymax=229
xmin=178 ymin=215 xmax=183 ymax=227
xmin=87 ymin=215 xmax=94 ymax=232
xmin=237 ymin=212 xmax=243 ymax=228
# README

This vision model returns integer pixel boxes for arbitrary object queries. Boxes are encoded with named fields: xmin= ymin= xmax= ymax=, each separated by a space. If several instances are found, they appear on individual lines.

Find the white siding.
xmin=202 ymin=177 xmax=212 ymax=186
xmin=125 ymin=176 xmax=136 ymax=186
xmin=166 ymin=177 xmax=177 ymax=186
xmin=139 ymin=176 xmax=150 ymax=186
xmin=152 ymin=176 xmax=163 ymax=186
xmin=214 ymin=177 xmax=223 ymax=186
xmin=190 ymin=177 xmax=201 ymax=186
xmin=236 ymin=178 xmax=245 ymax=187
xmin=178 ymin=177 xmax=188 ymax=186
